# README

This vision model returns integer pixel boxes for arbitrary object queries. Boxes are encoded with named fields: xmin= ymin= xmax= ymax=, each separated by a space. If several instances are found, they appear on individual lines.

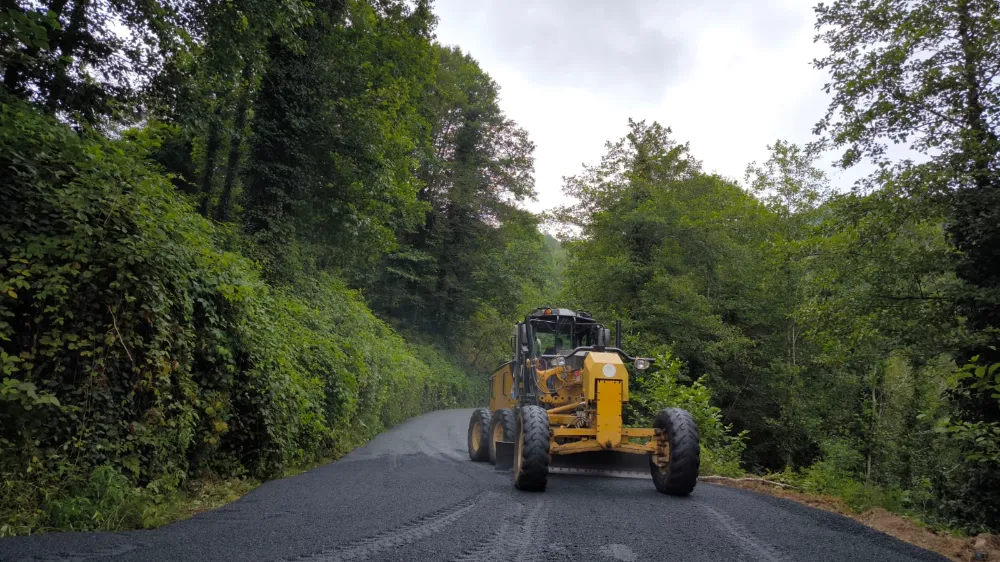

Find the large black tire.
xmin=489 ymin=408 xmax=517 ymax=465
xmin=650 ymin=407 xmax=700 ymax=496
xmin=468 ymin=408 xmax=492 ymax=462
xmin=513 ymin=405 xmax=550 ymax=491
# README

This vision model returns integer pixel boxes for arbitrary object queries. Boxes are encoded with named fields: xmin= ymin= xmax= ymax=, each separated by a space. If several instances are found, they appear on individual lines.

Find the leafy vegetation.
xmin=545 ymin=0 xmax=1000 ymax=534
xmin=2 ymin=0 xmax=999 ymax=540
xmin=549 ymin=115 xmax=998 ymax=533
xmin=0 ymin=0 xmax=540 ymax=535
xmin=0 ymin=101 xmax=478 ymax=534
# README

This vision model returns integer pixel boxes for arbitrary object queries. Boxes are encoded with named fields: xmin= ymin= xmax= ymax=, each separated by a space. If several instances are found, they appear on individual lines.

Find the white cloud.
xmin=431 ymin=0 xmax=862 ymax=214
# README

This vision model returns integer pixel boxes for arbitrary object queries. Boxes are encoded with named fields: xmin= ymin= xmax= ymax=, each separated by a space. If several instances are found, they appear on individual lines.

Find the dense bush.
xmin=627 ymin=349 xmax=747 ymax=477
xmin=0 ymin=102 xmax=475 ymax=535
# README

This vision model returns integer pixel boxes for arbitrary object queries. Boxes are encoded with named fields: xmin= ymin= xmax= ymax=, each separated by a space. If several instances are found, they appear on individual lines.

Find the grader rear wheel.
xmin=489 ymin=408 xmax=516 ymax=465
xmin=513 ymin=405 xmax=550 ymax=491
xmin=468 ymin=408 xmax=492 ymax=462
xmin=650 ymin=407 xmax=700 ymax=496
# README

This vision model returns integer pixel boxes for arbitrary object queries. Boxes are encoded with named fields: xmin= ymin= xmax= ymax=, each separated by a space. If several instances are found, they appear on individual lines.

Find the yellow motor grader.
xmin=467 ymin=308 xmax=700 ymax=494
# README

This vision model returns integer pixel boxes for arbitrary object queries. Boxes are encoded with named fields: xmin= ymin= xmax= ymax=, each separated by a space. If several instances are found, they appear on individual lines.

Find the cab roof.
xmin=527 ymin=307 xmax=595 ymax=320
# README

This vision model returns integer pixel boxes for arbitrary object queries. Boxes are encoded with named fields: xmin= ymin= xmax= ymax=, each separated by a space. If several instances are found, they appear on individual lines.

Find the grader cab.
xmin=467 ymin=308 xmax=700 ymax=494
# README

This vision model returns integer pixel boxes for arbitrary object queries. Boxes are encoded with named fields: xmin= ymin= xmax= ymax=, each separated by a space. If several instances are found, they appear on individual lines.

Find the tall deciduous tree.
xmin=814 ymin=0 xmax=1000 ymax=526
xmin=370 ymin=45 xmax=543 ymax=341
xmin=556 ymin=120 xmax=800 ymax=468
xmin=814 ymin=0 xmax=1000 ymax=356
xmin=242 ymin=0 xmax=435 ymax=278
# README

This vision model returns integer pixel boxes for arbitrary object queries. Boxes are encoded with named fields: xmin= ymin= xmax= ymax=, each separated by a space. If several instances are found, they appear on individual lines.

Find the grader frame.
xmin=468 ymin=308 xmax=698 ymax=494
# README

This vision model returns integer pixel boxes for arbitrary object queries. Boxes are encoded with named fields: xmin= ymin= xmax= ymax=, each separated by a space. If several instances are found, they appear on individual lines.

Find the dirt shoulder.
xmin=700 ymin=476 xmax=999 ymax=562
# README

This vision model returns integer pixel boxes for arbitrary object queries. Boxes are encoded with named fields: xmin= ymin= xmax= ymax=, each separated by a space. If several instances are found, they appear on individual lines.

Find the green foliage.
xmin=0 ymin=0 xmax=550 ymax=539
xmin=9 ymin=0 xmax=997 ymax=539
xmin=944 ymin=356 xmax=1000 ymax=466
xmin=0 ymin=101 xmax=475 ymax=535
xmin=0 ymin=0 xmax=186 ymax=122
xmin=811 ymin=0 xmax=1000 ymax=532
xmin=368 ymin=44 xmax=548 ymax=357
xmin=43 ymin=465 xmax=147 ymax=533
xmin=814 ymin=0 xmax=1000 ymax=174
xmin=243 ymin=0 xmax=435 ymax=278
xmin=744 ymin=140 xmax=829 ymax=218
xmin=556 ymin=120 xmax=792 ymax=469
xmin=930 ymin=356 xmax=1000 ymax=530
xmin=775 ymin=440 xmax=906 ymax=515
xmin=1 ymin=0 xmax=554 ymax=536
xmin=555 ymin=118 xmax=998 ymax=532
xmin=627 ymin=349 xmax=747 ymax=477
xmin=1 ymin=464 xmax=145 ymax=536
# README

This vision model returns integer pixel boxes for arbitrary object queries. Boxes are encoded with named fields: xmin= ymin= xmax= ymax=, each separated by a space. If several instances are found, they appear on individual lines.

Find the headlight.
xmin=552 ymin=356 xmax=566 ymax=367
xmin=635 ymin=358 xmax=651 ymax=371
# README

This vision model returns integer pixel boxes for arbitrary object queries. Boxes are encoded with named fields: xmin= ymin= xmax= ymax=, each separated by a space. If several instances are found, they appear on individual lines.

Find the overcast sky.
xmin=431 ymin=0 xmax=868 ymax=213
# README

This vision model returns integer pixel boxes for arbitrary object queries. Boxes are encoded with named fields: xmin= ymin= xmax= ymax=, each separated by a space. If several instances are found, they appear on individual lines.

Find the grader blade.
xmin=495 ymin=440 xmax=515 ymax=471
xmin=549 ymin=450 xmax=650 ymax=479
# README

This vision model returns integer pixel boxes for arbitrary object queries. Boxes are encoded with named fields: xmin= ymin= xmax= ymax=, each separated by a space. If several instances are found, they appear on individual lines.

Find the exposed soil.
xmin=701 ymin=476 xmax=1000 ymax=562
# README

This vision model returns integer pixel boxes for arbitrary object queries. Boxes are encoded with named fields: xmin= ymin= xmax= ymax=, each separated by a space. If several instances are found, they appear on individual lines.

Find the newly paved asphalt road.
xmin=1 ymin=408 xmax=947 ymax=562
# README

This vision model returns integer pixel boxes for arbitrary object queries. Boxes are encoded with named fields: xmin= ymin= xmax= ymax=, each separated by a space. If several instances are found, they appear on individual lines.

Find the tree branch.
xmin=872 ymin=295 xmax=953 ymax=301
xmin=700 ymin=476 xmax=800 ymax=489
xmin=108 ymin=305 xmax=135 ymax=367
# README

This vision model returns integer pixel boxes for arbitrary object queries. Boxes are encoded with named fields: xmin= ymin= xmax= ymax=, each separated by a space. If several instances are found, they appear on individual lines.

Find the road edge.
xmin=700 ymin=476 xmax=997 ymax=562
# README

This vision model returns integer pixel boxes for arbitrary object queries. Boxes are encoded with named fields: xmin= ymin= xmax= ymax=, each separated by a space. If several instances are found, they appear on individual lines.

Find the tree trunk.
xmin=956 ymin=0 xmax=998 ymax=187
xmin=198 ymin=112 xmax=223 ymax=216
xmin=790 ymin=321 xmax=797 ymax=368
xmin=866 ymin=369 xmax=878 ymax=484
xmin=950 ymin=0 xmax=1000 ymax=338
xmin=215 ymin=66 xmax=254 ymax=222
xmin=46 ymin=0 xmax=89 ymax=112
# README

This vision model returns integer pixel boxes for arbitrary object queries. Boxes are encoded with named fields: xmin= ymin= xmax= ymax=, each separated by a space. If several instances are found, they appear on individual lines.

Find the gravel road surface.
xmin=0 ymin=408 xmax=948 ymax=562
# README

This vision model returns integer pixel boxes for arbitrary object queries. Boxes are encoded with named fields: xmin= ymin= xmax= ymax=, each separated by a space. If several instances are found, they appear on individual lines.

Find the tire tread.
xmin=467 ymin=408 xmax=492 ymax=462
xmin=514 ymin=405 xmax=550 ymax=491
xmin=650 ymin=407 xmax=700 ymax=496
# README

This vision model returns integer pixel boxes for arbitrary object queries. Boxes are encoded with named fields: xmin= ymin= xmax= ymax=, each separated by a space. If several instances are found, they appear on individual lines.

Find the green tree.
xmin=369 ymin=45 xmax=542 ymax=345
xmin=242 ymin=0 xmax=435 ymax=278
xmin=556 ymin=120 xmax=794 ymax=468
xmin=745 ymin=140 xmax=829 ymax=223
xmin=814 ymin=0 xmax=1000 ymax=358
xmin=814 ymin=0 xmax=1000 ymax=528
xmin=153 ymin=0 xmax=309 ymax=213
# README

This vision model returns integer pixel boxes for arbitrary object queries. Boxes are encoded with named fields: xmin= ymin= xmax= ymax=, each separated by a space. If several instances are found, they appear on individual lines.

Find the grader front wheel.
xmin=650 ymin=407 xmax=701 ymax=496
xmin=468 ymin=408 xmax=492 ymax=462
xmin=513 ymin=406 xmax=550 ymax=491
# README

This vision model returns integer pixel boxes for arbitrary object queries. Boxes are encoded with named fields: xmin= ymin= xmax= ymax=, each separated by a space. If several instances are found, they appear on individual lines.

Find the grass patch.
xmin=144 ymin=477 xmax=260 ymax=527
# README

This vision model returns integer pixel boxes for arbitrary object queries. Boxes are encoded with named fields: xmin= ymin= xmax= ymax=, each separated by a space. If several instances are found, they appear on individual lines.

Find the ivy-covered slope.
xmin=0 ymin=103 xmax=478 ymax=534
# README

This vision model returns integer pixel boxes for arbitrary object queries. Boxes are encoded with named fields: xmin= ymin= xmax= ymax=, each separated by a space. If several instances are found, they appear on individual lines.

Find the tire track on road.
xmin=19 ymin=544 xmax=139 ymax=562
xmin=289 ymin=495 xmax=479 ymax=562
xmin=451 ymin=497 xmax=552 ymax=562
xmin=451 ymin=508 xmax=519 ymax=562
xmin=696 ymin=501 xmax=791 ymax=562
